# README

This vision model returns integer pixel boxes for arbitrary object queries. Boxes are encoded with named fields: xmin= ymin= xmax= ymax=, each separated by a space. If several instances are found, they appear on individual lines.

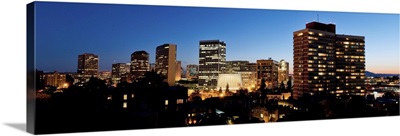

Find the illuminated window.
xmin=123 ymin=102 xmax=127 ymax=108
xmin=344 ymin=42 xmax=349 ymax=44
xmin=177 ymin=99 xmax=184 ymax=104
xmin=318 ymin=33 xmax=323 ymax=36
xmin=131 ymin=94 xmax=135 ymax=98
xmin=165 ymin=100 xmax=169 ymax=106
xmin=314 ymin=76 xmax=318 ymax=79
xmin=123 ymin=94 xmax=127 ymax=100
xmin=297 ymin=33 xmax=303 ymax=36
xmin=107 ymin=96 xmax=112 ymax=100
xmin=308 ymin=32 xmax=314 ymax=35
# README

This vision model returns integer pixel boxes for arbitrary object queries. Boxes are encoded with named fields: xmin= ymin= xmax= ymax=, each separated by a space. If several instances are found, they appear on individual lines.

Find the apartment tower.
xmin=293 ymin=21 xmax=365 ymax=99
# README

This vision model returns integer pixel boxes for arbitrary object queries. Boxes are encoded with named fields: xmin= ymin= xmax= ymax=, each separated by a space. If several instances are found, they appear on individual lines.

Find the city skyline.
xmin=35 ymin=2 xmax=400 ymax=74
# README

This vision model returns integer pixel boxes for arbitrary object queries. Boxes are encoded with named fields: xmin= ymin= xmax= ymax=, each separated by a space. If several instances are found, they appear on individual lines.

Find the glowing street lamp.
xmin=63 ymin=83 xmax=69 ymax=88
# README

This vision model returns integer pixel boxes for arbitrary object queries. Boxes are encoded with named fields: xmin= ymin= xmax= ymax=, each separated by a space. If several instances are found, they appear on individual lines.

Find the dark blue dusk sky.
xmin=35 ymin=2 xmax=399 ymax=74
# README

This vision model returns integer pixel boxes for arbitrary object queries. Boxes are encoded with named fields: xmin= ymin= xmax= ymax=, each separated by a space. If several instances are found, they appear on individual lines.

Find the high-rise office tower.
xmin=130 ymin=51 xmax=150 ymax=80
xmin=156 ymin=44 xmax=177 ymax=86
xmin=256 ymin=58 xmax=279 ymax=89
xmin=77 ymin=53 xmax=99 ymax=85
xmin=198 ymin=40 xmax=226 ymax=89
xmin=111 ymin=63 xmax=131 ymax=85
xmin=278 ymin=60 xmax=290 ymax=86
xmin=293 ymin=21 xmax=365 ymax=99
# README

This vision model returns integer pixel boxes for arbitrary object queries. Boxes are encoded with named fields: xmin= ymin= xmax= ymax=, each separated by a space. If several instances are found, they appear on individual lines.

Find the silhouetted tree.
xmin=286 ymin=79 xmax=292 ymax=92
xmin=66 ymin=74 xmax=74 ymax=87
xmin=225 ymin=83 xmax=230 ymax=93
xmin=138 ymin=71 xmax=167 ymax=88
xmin=279 ymin=81 xmax=285 ymax=92
xmin=382 ymin=92 xmax=396 ymax=100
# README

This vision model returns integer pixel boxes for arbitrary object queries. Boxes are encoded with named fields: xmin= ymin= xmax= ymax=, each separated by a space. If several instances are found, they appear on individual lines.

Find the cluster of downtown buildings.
xmin=37 ymin=21 xmax=373 ymax=100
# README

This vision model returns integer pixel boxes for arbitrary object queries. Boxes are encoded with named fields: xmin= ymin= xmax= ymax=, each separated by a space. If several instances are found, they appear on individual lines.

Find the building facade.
xmin=111 ymin=63 xmax=131 ymax=85
xmin=77 ymin=53 xmax=99 ymax=85
xmin=293 ymin=21 xmax=365 ymax=99
xmin=278 ymin=60 xmax=290 ymax=87
xmin=175 ymin=61 xmax=182 ymax=81
xmin=225 ymin=61 xmax=249 ymax=73
xmin=43 ymin=71 xmax=67 ymax=88
xmin=156 ymin=44 xmax=177 ymax=86
xmin=130 ymin=51 xmax=150 ymax=80
xmin=98 ymin=71 xmax=111 ymax=80
xmin=198 ymin=40 xmax=226 ymax=90
xmin=256 ymin=59 xmax=279 ymax=89
xmin=186 ymin=64 xmax=199 ymax=81
xmin=335 ymin=35 xmax=366 ymax=96
xmin=224 ymin=61 xmax=257 ymax=91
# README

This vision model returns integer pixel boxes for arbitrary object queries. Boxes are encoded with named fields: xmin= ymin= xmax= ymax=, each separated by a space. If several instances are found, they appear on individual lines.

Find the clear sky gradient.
xmin=35 ymin=2 xmax=400 ymax=74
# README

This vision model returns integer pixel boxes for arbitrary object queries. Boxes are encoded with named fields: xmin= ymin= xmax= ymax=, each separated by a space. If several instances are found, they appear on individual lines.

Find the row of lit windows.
xmin=165 ymin=99 xmax=184 ymax=106
xmin=336 ymin=76 xmax=365 ymax=79
xmin=307 ymin=64 xmax=335 ymax=68
xmin=343 ymin=56 xmax=365 ymax=59
xmin=340 ymin=41 xmax=364 ymax=45
xmin=308 ymin=80 xmax=332 ymax=83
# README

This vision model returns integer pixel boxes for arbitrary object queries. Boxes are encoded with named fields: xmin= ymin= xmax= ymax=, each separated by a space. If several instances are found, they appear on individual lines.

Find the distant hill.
xmin=366 ymin=71 xmax=399 ymax=77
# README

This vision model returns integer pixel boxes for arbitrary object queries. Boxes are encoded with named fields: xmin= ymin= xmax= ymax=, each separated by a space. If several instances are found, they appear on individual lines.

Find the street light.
xmin=63 ymin=83 xmax=69 ymax=88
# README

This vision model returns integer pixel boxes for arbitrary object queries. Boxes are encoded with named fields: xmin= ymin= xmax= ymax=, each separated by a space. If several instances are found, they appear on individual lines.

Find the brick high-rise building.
xmin=293 ymin=21 xmax=365 ymax=99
